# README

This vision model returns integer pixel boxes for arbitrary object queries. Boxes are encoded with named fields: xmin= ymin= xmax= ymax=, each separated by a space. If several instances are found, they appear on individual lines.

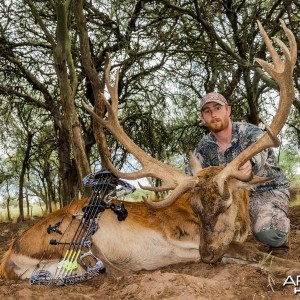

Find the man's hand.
xmin=238 ymin=160 xmax=252 ymax=176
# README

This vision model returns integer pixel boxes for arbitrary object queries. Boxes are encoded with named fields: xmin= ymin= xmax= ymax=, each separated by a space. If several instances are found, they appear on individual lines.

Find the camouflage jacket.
xmin=194 ymin=122 xmax=289 ymax=192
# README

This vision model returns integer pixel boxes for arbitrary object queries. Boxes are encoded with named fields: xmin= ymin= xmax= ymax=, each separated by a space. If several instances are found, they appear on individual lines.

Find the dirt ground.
xmin=0 ymin=207 xmax=300 ymax=300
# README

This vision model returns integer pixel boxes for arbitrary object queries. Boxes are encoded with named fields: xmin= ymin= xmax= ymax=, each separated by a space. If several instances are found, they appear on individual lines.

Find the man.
xmin=193 ymin=92 xmax=290 ymax=249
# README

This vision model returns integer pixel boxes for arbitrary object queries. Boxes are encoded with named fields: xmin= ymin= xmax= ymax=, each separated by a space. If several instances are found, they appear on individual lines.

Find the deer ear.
xmin=228 ymin=176 xmax=273 ymax=191
xmin=189 ymin=152 xmax=202 ymax=175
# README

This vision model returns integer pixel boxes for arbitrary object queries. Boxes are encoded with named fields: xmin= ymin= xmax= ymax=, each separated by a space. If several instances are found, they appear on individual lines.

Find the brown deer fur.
xmin=2 ymin=166 xmax=300 ymax=280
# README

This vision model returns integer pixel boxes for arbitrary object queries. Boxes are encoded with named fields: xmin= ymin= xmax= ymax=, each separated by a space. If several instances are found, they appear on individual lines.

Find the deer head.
xmin=84 ymin=20 xmax=296 ymax=263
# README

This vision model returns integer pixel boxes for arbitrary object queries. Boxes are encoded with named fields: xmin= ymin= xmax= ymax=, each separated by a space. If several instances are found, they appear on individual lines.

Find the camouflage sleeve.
xmin=243 ymin=124 xmax=268 ymax=174
xmin=251 ymin=151 xmax=268 ymax=173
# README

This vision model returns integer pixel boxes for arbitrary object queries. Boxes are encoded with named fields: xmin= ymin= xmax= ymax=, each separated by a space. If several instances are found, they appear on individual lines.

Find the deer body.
xmin=92 ymin=193 xmax=201 ymax=271
xmin=0 ymin=168 xmax=251 ymax=279
xmin=0 ymin=196 xmax=201 ymax=279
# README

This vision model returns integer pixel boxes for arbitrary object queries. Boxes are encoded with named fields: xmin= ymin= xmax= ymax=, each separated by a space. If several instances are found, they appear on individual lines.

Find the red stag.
xmin=0 ymin=20 xmax=298 ymax=284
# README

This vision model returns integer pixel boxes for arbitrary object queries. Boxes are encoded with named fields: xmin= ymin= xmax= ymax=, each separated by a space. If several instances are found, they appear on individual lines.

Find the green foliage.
xmin=278 ymin=146 xmax=300 ymax=185
xmin=0 ymin=0 xmax=300 ymax=207
xmin=124 ymin=189 xmax=154 ymax=202
xmin=0 ymin=196 xmax=18 ymax=209
xmin=0 ymin=203 xmax=45 ymax=222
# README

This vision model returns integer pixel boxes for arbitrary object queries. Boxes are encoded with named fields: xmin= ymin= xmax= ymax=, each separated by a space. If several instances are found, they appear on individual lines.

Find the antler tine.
xmin=83 ymin=103 xmax=160 ymax=180
xmin=142 ymin=180 xmax=196 ymax=209
xmin=104 ymin=52 xmax=119 ymax=114
xmin=214 ymin=20 xmax=296 ymax=196
xmin=256 ymin=20 xmax=282 ymax=69
xmin=279 ymin=19 xmax=297 ymax=65
xmin=84 ymin=54 xmax=200 ymax=209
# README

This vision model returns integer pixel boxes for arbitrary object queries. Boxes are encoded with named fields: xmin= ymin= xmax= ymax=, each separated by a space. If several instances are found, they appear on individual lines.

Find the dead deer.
xmin=0 ymin=20 xmax=298 ymax=282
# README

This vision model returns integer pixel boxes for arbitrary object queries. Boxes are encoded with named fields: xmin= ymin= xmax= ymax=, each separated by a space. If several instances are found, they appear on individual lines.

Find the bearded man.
xmin=193 ymin=92 xmax=290 ymax=250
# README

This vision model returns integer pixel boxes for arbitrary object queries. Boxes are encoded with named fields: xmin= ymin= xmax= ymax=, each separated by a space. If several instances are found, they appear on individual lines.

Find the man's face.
xmin=200 ymin=102 xmax=231 ymax=133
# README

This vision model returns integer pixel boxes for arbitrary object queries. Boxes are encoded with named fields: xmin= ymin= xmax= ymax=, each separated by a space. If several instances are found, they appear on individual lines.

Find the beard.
xmin=206 ymin=117 xmax=229 ymax=133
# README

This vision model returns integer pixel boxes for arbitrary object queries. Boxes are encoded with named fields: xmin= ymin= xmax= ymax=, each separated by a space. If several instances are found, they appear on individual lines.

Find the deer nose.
xmin=201 ymin=251 xmax=216 ymax=263
xmin=200 ymin=246 xmax=225 ymax=264
xmin=200 ymin=245 xmax=217 ymax=263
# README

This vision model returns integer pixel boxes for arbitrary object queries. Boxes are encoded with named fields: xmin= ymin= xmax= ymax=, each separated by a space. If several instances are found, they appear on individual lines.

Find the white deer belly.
xmin=92 ymin=217 xmax=200 ymax=271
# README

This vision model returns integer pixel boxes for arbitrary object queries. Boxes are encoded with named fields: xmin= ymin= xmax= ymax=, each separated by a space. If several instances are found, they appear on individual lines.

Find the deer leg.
xmin=222 ymin=241 xmax=299 ymax=278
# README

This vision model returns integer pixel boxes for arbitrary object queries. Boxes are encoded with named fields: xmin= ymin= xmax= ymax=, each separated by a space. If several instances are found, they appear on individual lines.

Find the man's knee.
xmin=254 ymin=229 xmax=288 ymax=247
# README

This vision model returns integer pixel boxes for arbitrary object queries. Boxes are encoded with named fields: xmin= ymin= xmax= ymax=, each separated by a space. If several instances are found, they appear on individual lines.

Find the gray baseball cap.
xmin=200 ymin=92 xmax=228 ymax=111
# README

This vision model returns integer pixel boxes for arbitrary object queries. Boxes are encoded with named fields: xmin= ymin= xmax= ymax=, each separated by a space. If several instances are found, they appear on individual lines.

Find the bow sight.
xmin=30 ymin=170 xmax=135 ymax=286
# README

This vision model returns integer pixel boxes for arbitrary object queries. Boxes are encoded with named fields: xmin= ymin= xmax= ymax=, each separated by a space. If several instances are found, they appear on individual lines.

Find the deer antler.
xmin=83 ymin=53 xmax=199 ymax=209
xmin=214 ymin=19 xmax=297 ymax=196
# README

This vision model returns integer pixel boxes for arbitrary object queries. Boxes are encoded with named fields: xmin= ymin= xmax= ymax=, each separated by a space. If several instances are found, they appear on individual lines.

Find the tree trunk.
xmin=6 ymin=182 xmax=11 ymax=221
xmin=52 ymin=1 xmax=91 ymax=205
xmin=43 ymin=162 xmax=55 ymax=213
xmin=73 ymin=0 xmax=111 ymax=171
xmin=17 ymin=133 xmax=33 ymax=222
xmin=57 ymin=123 xmax=81 ymax=206
xmin=26 ymin=173 xmax=30 ymax=218
xmin=25 ymin=188 xmax=30 ymax=218
xmin=6 ymin=199 xmax=11 ymax=221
